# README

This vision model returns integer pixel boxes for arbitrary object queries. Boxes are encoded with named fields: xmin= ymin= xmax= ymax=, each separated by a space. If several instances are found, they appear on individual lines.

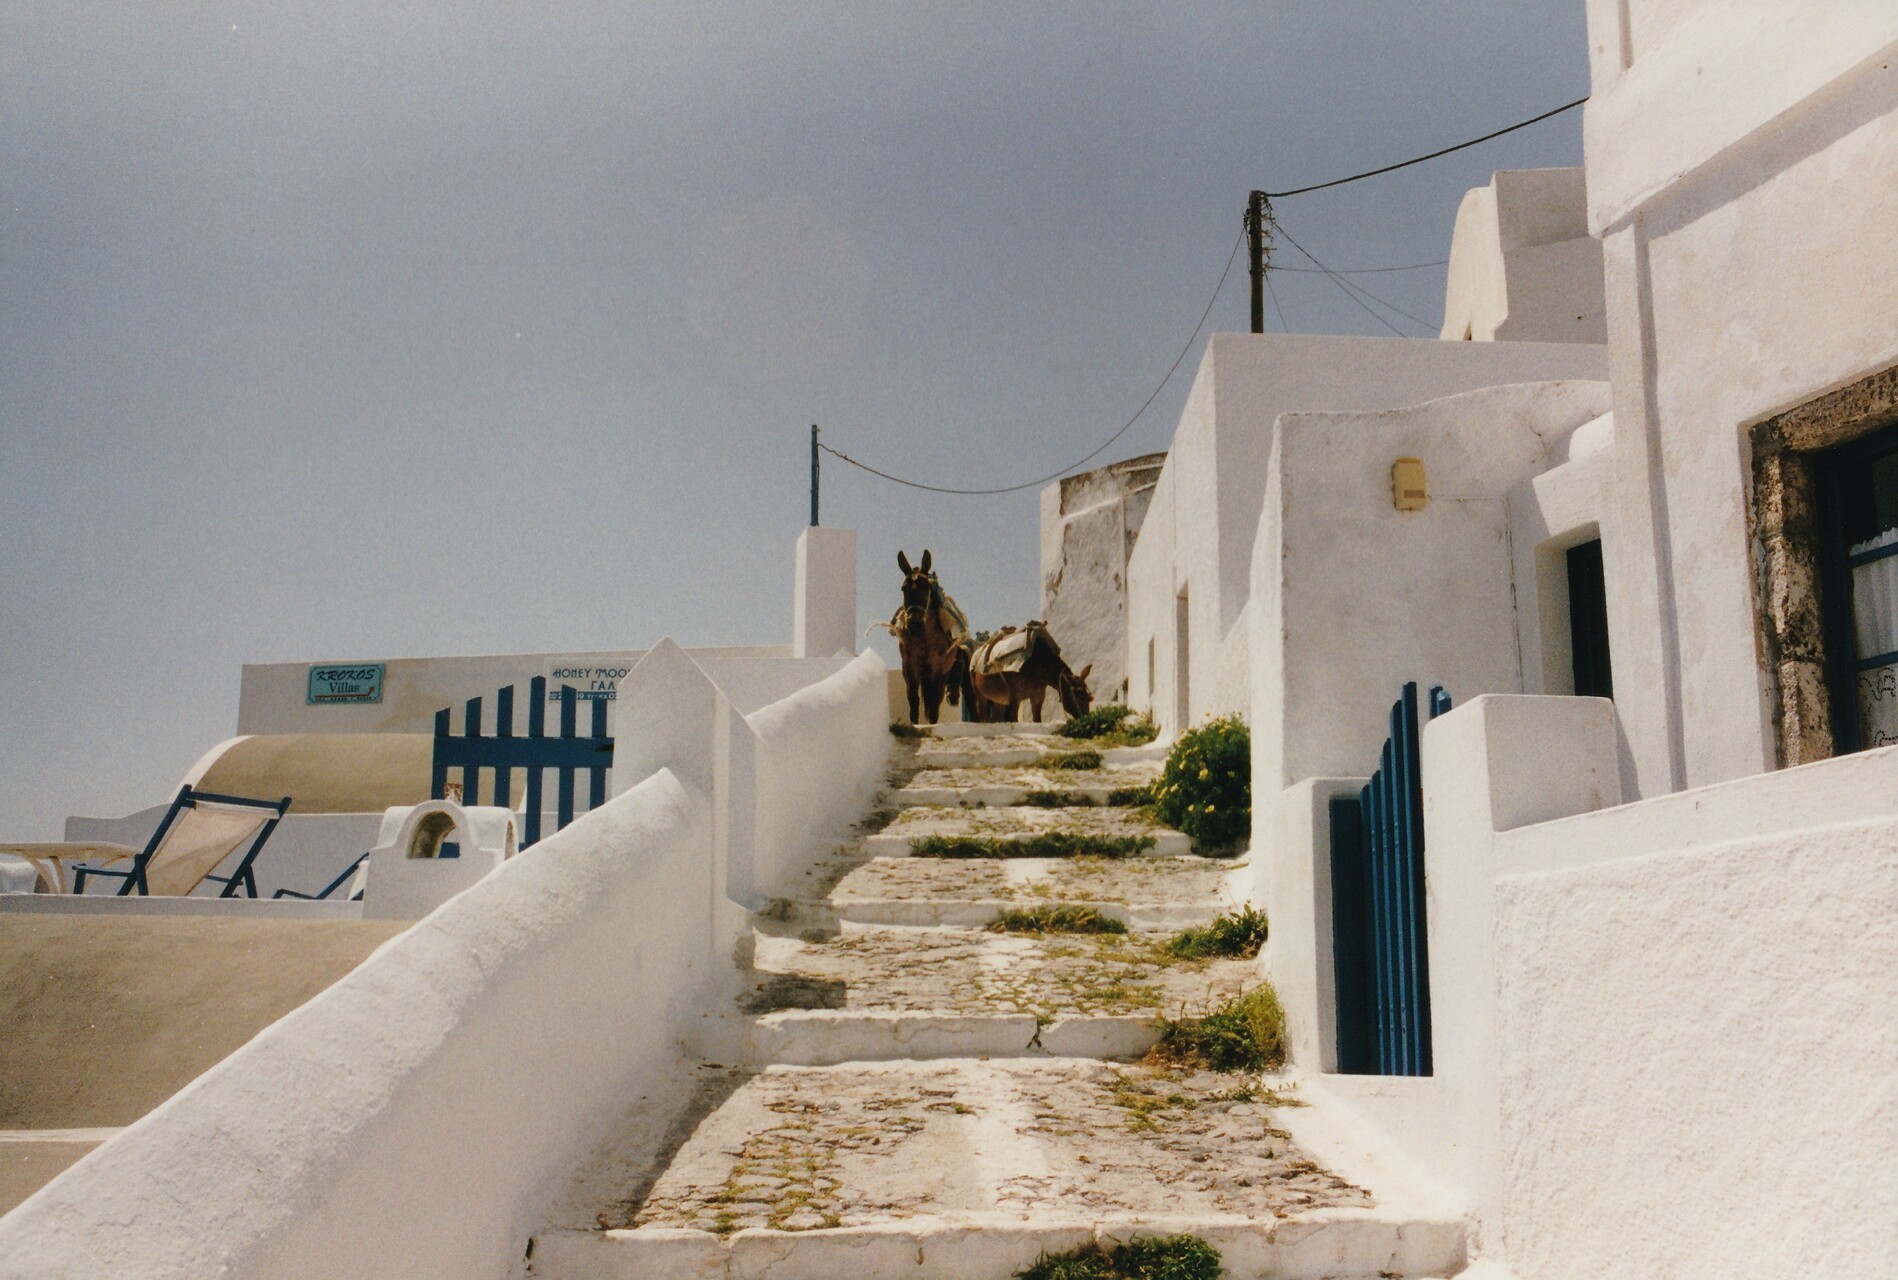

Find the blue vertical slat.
xmin=524 ymin=676 xmax=547 ymax=848
xmin=493 ymin=686 xmax=514 ymax=811
xmin=431 ymin=707 xmax=450 ymax=800
xmin=1405 ymin=685 xmax=1435 ymax=1075
xmin=462 ymin=696 xmax=482 ymax=805
xmin=590 ymin=696 xmax=608 ymax=809
xmin=557 ymin=686 xmax=577 ymax=832
xmin=1393 ymin=683 xmax=1418 ymax=1075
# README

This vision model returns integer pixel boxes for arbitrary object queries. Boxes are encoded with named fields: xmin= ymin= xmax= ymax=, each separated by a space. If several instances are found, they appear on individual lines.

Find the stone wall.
xmin=1038 ymin=453 xmax=1166 ymax=705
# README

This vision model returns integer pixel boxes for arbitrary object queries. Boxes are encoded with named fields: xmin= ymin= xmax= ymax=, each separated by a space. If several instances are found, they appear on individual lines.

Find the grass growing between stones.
xmin=1056 ymin=705 xmax=1161 ymax=750
xmin=1105 ymin=785 xmax=1155 ymax=807
xmin=888 ymin=721 xmax=923 ymax=739
xmin=1015 ymin=1234 xmax=1223 ymax=1280
xmin=1163 ymin=908 xmax=1269 ymax=960
xmin=910 ymin=833 xmax=1155 ymax=859
xmin=1047 ymin=749 xmax=1104 ymax=770
xmin=1151 ymin=985 xmax=1287 ymax=1073
xmin=987 ymin=904 xmax=1128 ymax=935
xmin=1021 ymin=789 xmax=1098 ymax=807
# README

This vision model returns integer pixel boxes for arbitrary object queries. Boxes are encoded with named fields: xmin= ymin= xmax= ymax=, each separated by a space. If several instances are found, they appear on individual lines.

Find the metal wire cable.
xmin=817 ymin=229 xmax=1245 ymax=496
xmin=1273 ymin=218 xmax=1437 ymax=334
xmin=1273 ymin=259 xmax=1446 ymax=275
xmin=1261 ymin=96 xmax=1587 ymax=199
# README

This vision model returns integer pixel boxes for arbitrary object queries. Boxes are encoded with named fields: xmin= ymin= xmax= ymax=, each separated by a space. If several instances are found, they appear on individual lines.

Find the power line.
xmin=1273 ymin=259 xmax=1446 ymax=275
xmin=1263 ymin=272 xmax=1291 ymax=333
xmin=1273 ymin=218 xmax=1437 ymax=335
xmin=1262 ymin=96 xmax=1587 ymax=199
xmin=818 ymin=229 xmax=1245 ymax=497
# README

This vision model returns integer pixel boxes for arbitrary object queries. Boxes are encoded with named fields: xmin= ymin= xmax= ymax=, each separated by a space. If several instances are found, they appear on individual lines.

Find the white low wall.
xmin=1271 ymin=695 xmax=1898 ymax=1277
xmin=0 ymin=644 xmax=893 ymax=1279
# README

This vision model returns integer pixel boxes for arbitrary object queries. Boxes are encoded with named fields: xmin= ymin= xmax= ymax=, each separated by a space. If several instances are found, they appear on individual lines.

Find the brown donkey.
xmin=967 ymin=622 xmax=1093 ymax=724
xmin=892 ymin=550 xmax=968 ymax=725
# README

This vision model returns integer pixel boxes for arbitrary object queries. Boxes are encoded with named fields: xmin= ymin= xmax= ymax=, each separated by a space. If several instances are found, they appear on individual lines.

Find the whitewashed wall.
xmin=1438 ymin=168 xmax=1605 ymax=344
xmin=1125 ymin=333 xmax=1609 ymax=735
xmin=0 ymin=646 xmax=891 ymax=1279
xmin=1272 ymin=694 xmax=1897 ymax=1276
xmin=1582 ymin=0 xmax=1898 ymax=792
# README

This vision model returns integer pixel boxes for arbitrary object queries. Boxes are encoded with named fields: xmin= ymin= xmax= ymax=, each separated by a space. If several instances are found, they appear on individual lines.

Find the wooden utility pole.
xmin=810 ymin=424 xmax=820 ymax=526
xmin=1245 ymin=191 xmax=1273 ymax=334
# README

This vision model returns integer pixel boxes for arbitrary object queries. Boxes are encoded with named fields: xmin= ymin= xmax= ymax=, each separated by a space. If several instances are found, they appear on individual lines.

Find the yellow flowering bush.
xmin=1154 ymin=715 xmax=1250 ymax=851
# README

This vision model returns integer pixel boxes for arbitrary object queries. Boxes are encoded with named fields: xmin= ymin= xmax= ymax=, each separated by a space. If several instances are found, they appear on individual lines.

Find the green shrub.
xmin=1048 ymin=749 xmax=1103 ymax=770
xmin=1059 ymin=705 xmax=1161 ymax=748
xmin=911 ymin=833 xmax=1154 ymax=859
xmin=987 ymin=904 xmax=1127 ymax=935
xmin=1020 ymin=789 xmax=1095 ymax=808
xmin=1015 ymin=1235 xmax=1223 ymax=1280
xmin=1163 ymin=907 xmax=1269 ymax=960
xmin=1153 ymin=717 xmax=1250 ymax=851
xmin=1152 ymin=984 xmax=1287 ymax=1073
xmin=1059 ymin=704 xmax=1132 ymax=739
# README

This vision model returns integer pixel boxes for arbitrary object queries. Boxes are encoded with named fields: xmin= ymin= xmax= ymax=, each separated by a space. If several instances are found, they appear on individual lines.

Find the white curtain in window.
xmin=1849 ymin=529 xmax=1898 ymax=659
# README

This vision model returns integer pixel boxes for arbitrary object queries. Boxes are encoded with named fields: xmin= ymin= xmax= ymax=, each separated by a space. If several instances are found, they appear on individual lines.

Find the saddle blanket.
xmin=971 ymin=623 xmax=1058 ymax=677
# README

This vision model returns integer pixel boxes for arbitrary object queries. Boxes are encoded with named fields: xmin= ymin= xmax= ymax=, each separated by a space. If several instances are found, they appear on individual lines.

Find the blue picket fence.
xmin=430 ymin=677 xmax=613 ymax=849
xmin=1327 ymin=681 xmax=1449 ymax=1076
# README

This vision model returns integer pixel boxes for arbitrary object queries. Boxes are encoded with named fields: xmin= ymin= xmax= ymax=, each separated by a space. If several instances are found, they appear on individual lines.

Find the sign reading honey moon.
xmin=307 ymin=663 xmax=386 ymax=705
xmin=545 ymin=662 xmax=632 ymax=701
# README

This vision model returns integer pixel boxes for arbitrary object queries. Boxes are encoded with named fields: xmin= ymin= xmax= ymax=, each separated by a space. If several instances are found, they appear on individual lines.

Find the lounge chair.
xmin=272 ymin=851 xmax=369 ymax=902
xmin=67 ymin=785 xmax=292 ymax=897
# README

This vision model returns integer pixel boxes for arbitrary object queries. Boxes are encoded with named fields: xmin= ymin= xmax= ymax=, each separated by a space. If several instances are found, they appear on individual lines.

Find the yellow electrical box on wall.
xmin=1393 ymin=458 xmax=1427 ymax=511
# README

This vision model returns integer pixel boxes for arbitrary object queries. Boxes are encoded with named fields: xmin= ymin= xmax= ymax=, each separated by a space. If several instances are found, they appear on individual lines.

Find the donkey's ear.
xmin=897 ymin=551 xmax=912 ymax=574
xmin=1077 ymin=665 xmax=1092 ymax=683
xmin=920 ymin=549 xmax=933 ymax=573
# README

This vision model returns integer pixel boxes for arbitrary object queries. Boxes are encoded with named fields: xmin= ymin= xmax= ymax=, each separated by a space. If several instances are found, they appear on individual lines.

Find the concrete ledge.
xmin=917 ymin=723 xmax=1060 ymax=739
xmin=0 ymin=895 xmax=361 ymax=919
xmin=828 ymin=898 xmax=1220 ymax=929
xmin=863 ymin=829 xmax=1193 ymax=858
xmin=534 ymin=1210 xmax=1466 ymax=1280
xmin=1037 ymin=1016 xmax=1161 ymax=1059
xmin=0 ymin=1129 xmax=119 ymax=1216
xmin=748 ymin=1012 xmax=1040 ymax=1064
xmin=912 ymin=745 xmax=1048 ymax=768
xmin=895 ymin=784 xmax=1125 ymax=808
xmin=747 ymin=1012 xmax=1166 ymax=1066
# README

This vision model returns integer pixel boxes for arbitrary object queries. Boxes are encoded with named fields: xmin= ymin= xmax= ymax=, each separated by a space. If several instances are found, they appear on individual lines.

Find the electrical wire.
xmin=1272 ymin=218 xmax=1437 ymax=335
xmin=817 ymin=229 xmax=1245 ymax=496
xmin=1263 ymin=272 xmax=1291 ymax=333
xmin=1272 ymin=259 xmax=1446 ymax=275
xmin=1262 ymin=96 xmax=1587 ymax=199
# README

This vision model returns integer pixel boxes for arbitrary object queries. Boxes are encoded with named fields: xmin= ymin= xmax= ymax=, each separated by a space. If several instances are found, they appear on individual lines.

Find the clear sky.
xmin=0 ymin=2 xmax=1590 ymax=837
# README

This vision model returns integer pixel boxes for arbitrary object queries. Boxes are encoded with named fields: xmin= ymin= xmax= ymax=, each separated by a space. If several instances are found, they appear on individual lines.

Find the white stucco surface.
xmin=1439 ymin=168 xmax=1605 ymax=344
xmin=794 ymin=526 xmax=858 ymax=659
xmin=1124 ymin=332 xmax=1608 ymax=732
xmin=1579 ymin=2 xmax=1898 ymax=793
xmin=1265 ymin=693 xmax=1895 ymax=1276
xmin=1248 ymin=380 xmax=1612 ymax=821
xmin=0 ymin=649 xmax=893 ymax=1279
xmin=1494 ymin=814 xmax=1897 ymax=1280
xmin=1039 ymin=453 xmax=1165 ymax=704
xmin=234 ymin=644 xmax=824 ymax=736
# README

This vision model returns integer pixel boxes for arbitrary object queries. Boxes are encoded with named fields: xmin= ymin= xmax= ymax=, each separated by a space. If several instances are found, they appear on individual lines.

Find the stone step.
xmin=540 ymin=1058 xmax=1467 ymax=1280
xmin=864 ymin=806 xmax=1192 ymax=858
xmin=910 ymin=722 xmax=1064 ymax=738
xmin=791 ymin=855 xmax=1244 ymax=930
xmin=746 ymin=1010 xmax=1161 ymax=1065
xmin=893 ymin=763 xmax=1161 ymax=809
xmin=741 ymin=923 xmax=1257 ymax=1030
xmin=915 ymin=738 xmax=1167 ymax=771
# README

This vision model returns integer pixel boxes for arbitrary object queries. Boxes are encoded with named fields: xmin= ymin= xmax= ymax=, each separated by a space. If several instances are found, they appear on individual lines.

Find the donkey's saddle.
xmin=970 ymin=622 xmax=1056 ymax=677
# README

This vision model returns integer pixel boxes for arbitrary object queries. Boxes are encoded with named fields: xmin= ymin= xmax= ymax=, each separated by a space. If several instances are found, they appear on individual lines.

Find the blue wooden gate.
xmin=431 ymin=677 xmax=613 ymax=849
xmin=1327 ymin=681 xmax=1449 ymax=1076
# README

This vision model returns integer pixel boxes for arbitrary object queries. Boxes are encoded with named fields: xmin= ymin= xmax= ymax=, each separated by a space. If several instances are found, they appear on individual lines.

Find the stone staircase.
xmin=528 ymin=723 xmax=1467 ymax=1280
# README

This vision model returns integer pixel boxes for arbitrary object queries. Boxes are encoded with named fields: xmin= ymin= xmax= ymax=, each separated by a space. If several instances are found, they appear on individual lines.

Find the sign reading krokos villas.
xmin=307 ymin=663 xmax=385 ymax=705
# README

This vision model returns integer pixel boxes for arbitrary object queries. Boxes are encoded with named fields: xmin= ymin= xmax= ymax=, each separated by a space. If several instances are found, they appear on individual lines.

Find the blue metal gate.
xmin=1327 ymin=681 xmax=1449 ymax=1076
xmin=431 ymin=677 xmax=613 ymax=849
